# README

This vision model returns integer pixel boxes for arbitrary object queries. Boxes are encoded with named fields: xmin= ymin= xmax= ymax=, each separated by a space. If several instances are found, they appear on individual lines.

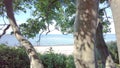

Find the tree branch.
xmin=48 ymin=0 xmax=58 ymax=8
xmin=0 ymin=24 xmax=10 ymax=38
xmin=4 ymin=0 xmax=44 ymax=67
xmin=37 ymin=31 xmax=44 ymax=46
xmin=104 ymin=9 xmax=109 ymax=21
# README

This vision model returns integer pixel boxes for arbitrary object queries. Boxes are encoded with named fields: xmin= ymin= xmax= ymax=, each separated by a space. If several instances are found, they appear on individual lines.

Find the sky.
xmin=0 ymin=7 xmax=115 ymax=35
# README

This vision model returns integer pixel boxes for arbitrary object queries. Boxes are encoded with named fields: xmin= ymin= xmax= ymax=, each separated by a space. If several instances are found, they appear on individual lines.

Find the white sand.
xmin=34 ymin=45 xmax=74 ymax=55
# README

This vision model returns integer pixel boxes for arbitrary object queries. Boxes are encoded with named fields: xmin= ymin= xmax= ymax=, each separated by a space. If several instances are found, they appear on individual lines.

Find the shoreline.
xmin=34 ymin=44 xmax=74 ymax=55
xmin=34 ymin=44 xmax=74 ymax=46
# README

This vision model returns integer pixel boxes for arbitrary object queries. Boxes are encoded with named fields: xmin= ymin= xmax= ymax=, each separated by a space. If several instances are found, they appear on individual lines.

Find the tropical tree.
xmin=19 ymin=0 xmax=115 ymax=67
xmin=3 ymin=0 xmax=44 ymax=68
xmin=73 ymin=0 xmax=99 ymax=68
xmin=110 ymin=0 xmax=120 ymax=64
xmin=0 ymin=0 xmax=116 ymax=67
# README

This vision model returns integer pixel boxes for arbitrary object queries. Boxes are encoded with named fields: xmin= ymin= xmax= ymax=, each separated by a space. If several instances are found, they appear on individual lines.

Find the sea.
xmin=0 ymin=34 xmax=116 ymax=46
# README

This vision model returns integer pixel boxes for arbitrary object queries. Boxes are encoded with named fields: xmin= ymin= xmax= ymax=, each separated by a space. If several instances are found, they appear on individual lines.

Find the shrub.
xmin=106 ymin=41 xmax=119 ymax=64
xmin=39 ymin=48 xmax=75 ymax=68
xmin=65 ymin=55 xmax=75 ymax=68
xmin=0 ymin=42 xmax=119 ymax=68
xmin=0 ymin=44 xmax=30 ymax=68
xmin=0 ymin=44 xmax=75 ymax=68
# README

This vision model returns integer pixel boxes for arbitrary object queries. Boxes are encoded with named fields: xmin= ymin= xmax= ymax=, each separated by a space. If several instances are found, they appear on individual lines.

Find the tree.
xmin=0 ymin=0 xmax=33 ymax=37
xmin=1 ymin=0 xmax=116 ymax=67
xmin=73 ymin=0 xmax=99 ymax=68
xmin=17 ymin=0 xmax=115 ymax=67
xmin=110 ymin=0 xmax=120 ymax=64
xmin=3 ymin=0 xmax=44 ymax=68
xmin=95 ymin=1 xmax=116 ymax=67
xmin=96 ymin=23 xmax=115 ymax=68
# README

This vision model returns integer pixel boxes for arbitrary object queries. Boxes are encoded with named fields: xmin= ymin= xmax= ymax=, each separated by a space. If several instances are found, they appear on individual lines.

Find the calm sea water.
xmin=0 ymin=34 xmax=116 ymax=46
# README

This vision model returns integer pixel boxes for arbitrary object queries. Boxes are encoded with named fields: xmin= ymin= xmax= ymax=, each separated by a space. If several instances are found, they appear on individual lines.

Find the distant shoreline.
xmin=34 ymin=44 xmax=74 ymax=46
xmin=34 ymin=44 xmax=74 ymax=55
xmin=0 ymin=34 xmax=116 ymax=46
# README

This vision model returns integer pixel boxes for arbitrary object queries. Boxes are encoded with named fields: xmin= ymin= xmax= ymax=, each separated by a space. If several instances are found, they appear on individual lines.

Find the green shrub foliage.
xmin=0 ymin=41 xmax=118 ymax=68
xmin=0 ymin=44 xmax=30 ymax=68
xmin=0 ymin=44 xmax=75 ymax=68
xmin=39 ymin=48 xmax=75 ymax=68
xmin=106 ymin=41 xmax=119 ymax=63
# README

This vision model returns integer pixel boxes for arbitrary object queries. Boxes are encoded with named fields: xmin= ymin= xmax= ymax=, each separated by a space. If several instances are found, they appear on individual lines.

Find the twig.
xmin=37 ymin=31 xmax=44 ymax=46
xmin=0 ymin=24 xmax=10 ymax=38
xmin=46 ymin=30 xmax=50 ymax=35
xmin=104 ymin=9 xmax=110 ymax=22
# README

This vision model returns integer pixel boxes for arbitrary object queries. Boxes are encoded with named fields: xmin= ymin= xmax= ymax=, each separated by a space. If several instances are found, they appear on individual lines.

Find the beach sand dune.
xmin=34 ymin=45 xmax=74 ymax=55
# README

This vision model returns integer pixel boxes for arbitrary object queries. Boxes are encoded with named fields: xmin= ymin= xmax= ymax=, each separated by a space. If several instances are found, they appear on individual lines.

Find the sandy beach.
xmin=34 ymin=44 xmax=74 ymax=55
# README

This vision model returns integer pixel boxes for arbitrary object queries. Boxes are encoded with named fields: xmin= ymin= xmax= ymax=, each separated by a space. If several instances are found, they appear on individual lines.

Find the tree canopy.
xmin=19 ymin=0 xmax=76 ymax=38
xmin=0 ymin=0 xmax=111 ymax=38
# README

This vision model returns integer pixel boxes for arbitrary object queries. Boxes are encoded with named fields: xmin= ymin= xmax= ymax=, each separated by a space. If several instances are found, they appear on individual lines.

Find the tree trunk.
xmin=3 ymin=0 xmax=44 ymax=68
xmin=110 ymin=0 xmax=120 ymax=64
xmin=96 ymin=23 xmax=116 ymax=68
xmin=73 ymin=0 xmax=99 ymax=68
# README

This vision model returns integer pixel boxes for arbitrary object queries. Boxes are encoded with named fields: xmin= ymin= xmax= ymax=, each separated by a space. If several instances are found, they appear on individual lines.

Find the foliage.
xmin=65 ymin=55 xmax=75 ymax=68
xmin=0 ymin=43 xmax=119 ymax=68
xmin=18 ymin=0 xmax=111 ymax=38
xmin=0 ymin=44 xmax=30 ymax=68
xmin=0 ymin=44 xmax=75 ymax=68
xmin=0 ymin=0 xmax=32 ymax=17
xmin=0 ymin=0 xmax=111 ymax=38
xmin=40 ymin=52 xmax=66 ymax=68
xmin=39 ymin=48 xmax=75 ymax=68
xmin=99 ymin=0 xmax=112 ymax=33
xmin=19 ymin=0 xmax=76 ymax=38
xmin=106 ymin=41 xmax=119 ymax=63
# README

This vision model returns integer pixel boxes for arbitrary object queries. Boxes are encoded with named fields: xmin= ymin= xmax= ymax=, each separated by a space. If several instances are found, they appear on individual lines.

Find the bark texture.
xmin=96 ymin=23 xmax=116 ymax=68
xmin=3 ymin=0 xmax=44 ymax=68
xmin=73 ymin=0 xmax=99 ymax=68
xmin=110 ymin=0 xmax=120 ymax=64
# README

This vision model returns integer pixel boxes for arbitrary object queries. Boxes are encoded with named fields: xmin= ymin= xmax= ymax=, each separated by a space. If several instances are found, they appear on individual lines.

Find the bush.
xmin=39 ymin=48 xmax=75 ymax=68
xmin=0 ymin=42 xmax=119 ymax=68
xmin=106 ymin=41 xmax=119 ymax=63
xmin=66 ymin=55 xmax=75 ymax=68
xmin=0 ymin=44 xmax=75 ymax=68
xmin=0 ymin=44 xmax=30 ymax=68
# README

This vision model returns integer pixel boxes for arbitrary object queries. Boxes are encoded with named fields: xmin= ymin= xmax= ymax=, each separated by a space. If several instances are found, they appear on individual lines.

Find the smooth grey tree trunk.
xmin=73 ymin=0 xmax=99 ymax=68
xmin=3 ymin=0 xmax=44 ymax=68
xmin=96 ymin=23 xmax=116 ymax=68
xmin=110 ymin=0 xmax=120 ymax=65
